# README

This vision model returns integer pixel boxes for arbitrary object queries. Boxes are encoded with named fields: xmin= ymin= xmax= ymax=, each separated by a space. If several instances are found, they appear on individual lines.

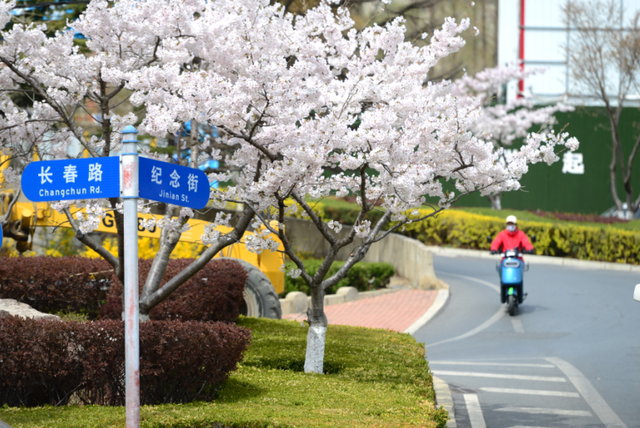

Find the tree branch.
xmin=63 ymin=207 xmax=119 ymax=269
xmin=139 ymin=205 xmax=255 ymax=313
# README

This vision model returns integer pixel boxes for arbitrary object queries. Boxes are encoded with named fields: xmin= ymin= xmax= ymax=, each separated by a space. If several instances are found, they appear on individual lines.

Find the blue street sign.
xmin=139 ymin=157 xmax=209 ymax=209
xmin=22 ymin=157 xmax=120 ymax=202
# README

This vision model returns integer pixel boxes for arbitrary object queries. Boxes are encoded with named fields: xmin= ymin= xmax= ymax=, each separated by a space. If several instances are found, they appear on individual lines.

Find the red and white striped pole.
xmin=518 ymin=0 xmax=526 ymax=98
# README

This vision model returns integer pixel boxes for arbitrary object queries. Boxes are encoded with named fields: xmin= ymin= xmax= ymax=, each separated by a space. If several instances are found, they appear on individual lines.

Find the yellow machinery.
xmin=0 ymin=194 xmax=285 ymax=318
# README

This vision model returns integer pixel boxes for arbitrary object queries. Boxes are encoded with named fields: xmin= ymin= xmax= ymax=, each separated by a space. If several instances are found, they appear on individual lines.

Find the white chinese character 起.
xmin=562 ymin=152 xmax=585 ymax=174
xmin=63 ymin=165 xmax=78 ymax=183
xmin=188 ymin=173 xmax=198 ymax=192
xmin=151 ymin=166 xmax=162 ymax=184
xmin=39 ymin=166 xmax=53 ymax=184
xmin=88 ymin=163 xmax=103 ymax=182
xmin=170 ymin=170 xmax=180 ymax=188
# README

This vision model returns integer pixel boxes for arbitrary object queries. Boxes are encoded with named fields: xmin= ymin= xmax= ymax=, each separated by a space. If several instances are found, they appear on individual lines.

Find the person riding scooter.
xmin=490 ymin=215 xmax=535 ymax=314
xmin=490 ymin=215 xmax=535 ymax=257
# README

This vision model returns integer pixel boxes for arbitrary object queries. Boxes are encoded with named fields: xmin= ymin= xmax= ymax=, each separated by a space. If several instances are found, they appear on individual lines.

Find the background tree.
xmin=0 ymin=0 xmax=579 ymax=374
xmin=0 ymin=0 xmax=257 ymax=319
xmin=563 ymin=0 xmax=640 ymax=218
xmin=277 ymin=0 xmax=499 ymax=81
xmin=453 ymin=65 xmax=574 ymax=209
xmin=9 ymin=0 xmax=88 ymax=36
xmin=122 ymin=0 xmax=576 ymax=373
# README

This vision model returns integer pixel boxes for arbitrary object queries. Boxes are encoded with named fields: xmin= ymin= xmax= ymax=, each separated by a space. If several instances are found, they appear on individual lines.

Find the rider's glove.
xmin=490 ymin=250 xmax=497 ymax=255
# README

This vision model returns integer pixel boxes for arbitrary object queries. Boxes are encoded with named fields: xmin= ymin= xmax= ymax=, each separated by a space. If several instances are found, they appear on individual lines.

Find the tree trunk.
xmin=487 ymin=192 xmax=502 ymax=210
xmin=304 ymin=283 xmax=328 ymax=374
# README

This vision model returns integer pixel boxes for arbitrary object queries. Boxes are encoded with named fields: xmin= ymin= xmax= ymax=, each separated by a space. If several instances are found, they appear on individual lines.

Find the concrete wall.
xmin=283 ymin=217 xmax=439 ymax=290
xmin=361 ymin=233 xmax=439 ymax=289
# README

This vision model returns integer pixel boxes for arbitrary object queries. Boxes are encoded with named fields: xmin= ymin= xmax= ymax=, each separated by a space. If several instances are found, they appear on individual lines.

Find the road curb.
xmin=425 ymin=245 xmax=640 ymax=272
xmin=432 ymin=376 xmax=457 ymax=428
xmin=404 ymin=281 xmax=449 ymax=335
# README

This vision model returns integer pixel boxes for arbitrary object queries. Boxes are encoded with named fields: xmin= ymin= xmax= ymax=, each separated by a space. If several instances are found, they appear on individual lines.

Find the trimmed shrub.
xmin=0 ymin=256 xmax=247 ymax=322
xmin=293 ymin=202 xmax=640 ymax=265
xmin=99 ymin=258 xmax=247 ymax=322
xmin=283 ymin=259 xmax=395 ymax=296
xmin=0 ymin=256 xmax=113 ymax=319
xmin=0 ymin=315 xmax=83 ymax=407
xmin=0 ymin=316 xmax=251 ymax=407
xmin=400 ymin=210 xmax=640 ymax=264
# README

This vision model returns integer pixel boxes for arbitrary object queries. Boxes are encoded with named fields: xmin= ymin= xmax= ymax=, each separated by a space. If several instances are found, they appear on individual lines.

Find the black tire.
xmin=507 ymin=294 xmax=516 ymax=316
xmin=220 ymin=258 xmax=282 ymax=319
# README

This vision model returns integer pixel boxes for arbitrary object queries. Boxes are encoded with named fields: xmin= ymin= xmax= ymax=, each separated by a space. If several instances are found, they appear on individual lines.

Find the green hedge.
xmin=294 ymin=201 xmax=640 ymax=265
xmin=283 ymin=259 xmax=395 ymax=296
xmin=0 ymin=317 xmax=448 ymax=428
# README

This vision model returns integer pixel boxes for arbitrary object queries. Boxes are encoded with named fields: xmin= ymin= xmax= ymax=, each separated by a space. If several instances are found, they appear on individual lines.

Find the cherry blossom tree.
xmin=0 ymin=0 xmax=579 ymax=372
xmin=453 ymin=64 xmax=574 ymax=210
xmin=0 ymin=0 xmax=259 ymax=318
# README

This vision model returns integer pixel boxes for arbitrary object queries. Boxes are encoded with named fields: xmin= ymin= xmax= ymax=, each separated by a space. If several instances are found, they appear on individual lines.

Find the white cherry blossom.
xmin=0 ymin=0 xmax=579 ymax=373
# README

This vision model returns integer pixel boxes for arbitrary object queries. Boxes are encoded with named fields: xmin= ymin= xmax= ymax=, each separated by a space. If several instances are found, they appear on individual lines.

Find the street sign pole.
xmin=19 ymin=125 xmax=209 ymax=427
xmin=121 ymin=126 xmax=140 ymax=428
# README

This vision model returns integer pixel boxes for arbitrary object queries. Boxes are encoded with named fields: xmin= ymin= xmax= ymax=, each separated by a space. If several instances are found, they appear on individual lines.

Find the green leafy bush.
xmin=283 ymin=259 xmax=395 ymax=296
xmin=400 ymin=210 xmax=640 ymax=264
xmin=295 ymin=201 xmax=640 ymax=264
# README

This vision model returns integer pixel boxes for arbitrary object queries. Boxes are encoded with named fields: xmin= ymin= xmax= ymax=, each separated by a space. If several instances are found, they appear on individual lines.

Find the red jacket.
xmin=490 ymin=229 xmax=534 ymax=253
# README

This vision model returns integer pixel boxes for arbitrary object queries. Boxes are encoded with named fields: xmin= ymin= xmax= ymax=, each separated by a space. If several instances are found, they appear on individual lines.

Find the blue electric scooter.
xmin=488 ymin=236 xmax=536 ymax=316
xmin=497 ymin=249 xmax=528 ymax=316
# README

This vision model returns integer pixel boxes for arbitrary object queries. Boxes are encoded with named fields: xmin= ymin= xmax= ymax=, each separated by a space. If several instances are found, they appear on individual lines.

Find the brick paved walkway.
xmin=283 ymin=289 xmax=438 ymax=332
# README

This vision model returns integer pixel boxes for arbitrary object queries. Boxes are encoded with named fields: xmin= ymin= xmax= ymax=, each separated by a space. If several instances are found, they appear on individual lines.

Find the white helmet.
xmin=506 ymin=215 xmax=517 ymax=224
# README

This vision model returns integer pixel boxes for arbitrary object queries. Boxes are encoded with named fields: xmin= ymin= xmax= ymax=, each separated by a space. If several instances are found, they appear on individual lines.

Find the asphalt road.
xmin=413 ymin=254 xmax=640 ymax=428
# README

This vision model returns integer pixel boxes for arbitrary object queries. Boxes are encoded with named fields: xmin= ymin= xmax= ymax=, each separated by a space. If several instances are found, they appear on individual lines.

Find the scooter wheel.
xmin=507 ymin=295 xmax=517 ymax=316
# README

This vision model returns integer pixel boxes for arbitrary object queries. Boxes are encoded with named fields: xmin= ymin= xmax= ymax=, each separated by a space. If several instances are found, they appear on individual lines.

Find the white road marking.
xmin=508 ymin=426 xmax=560 ymax=428
xmin=496 ymin=406 xmax=592 ymax=417
xmin=480 ymin=387 xmax=580 ymax=397
xmin=430 ymin=361 xmax=554 ymax=368
xmin=511 ymin=318 xmax=524 ymax=333
xmin=463 ymin=394 xmax=487 ymax=428
xmin=426 ymin=307 xmax=505 ymax=347
xmin=547 ymin=357 xmax=628 ymax=428
xmin=507 ymin=426 xmax=560 ymax=428
xmin=436 ymin=271 xmax=500 ymax=293
xmin=427 ymin=272 xmax=506 ymax=347
xmin=433 ymin=370 xmax=566 ymax=382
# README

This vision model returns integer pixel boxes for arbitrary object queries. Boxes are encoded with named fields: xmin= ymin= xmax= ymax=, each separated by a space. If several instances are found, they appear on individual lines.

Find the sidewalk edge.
xmin=403 ymin=281 xmax=450 ymax=335
xmin=432 ymin=376 xmax=456 ymax=428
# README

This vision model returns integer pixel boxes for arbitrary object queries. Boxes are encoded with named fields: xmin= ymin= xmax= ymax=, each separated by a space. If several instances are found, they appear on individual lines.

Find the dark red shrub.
xmin=100 ymin=258 xmax=247 ymax=322
xmin=0 ymin=317 xmax=251 ymax=407
xmin=0 ymin=316 xmax=83 ymax=407
xmin=0 ymin=256 xmax=247 ymax=322
xmin=0 ymin=256 xmax=113 ymax=318
xmin=137 ymin=320 xmax=251 ymax=404
xmin=528 ymin=209 xmax=629 ymax=224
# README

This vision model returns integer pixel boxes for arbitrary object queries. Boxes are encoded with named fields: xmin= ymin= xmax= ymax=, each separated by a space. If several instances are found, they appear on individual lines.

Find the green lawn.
xmin=0 ymin=318 xmax=447 ymax=428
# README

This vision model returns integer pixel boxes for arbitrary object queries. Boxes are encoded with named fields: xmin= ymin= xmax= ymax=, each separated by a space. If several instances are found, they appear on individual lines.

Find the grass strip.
xmin=0 ymin=318 xmax=447 ymax=428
